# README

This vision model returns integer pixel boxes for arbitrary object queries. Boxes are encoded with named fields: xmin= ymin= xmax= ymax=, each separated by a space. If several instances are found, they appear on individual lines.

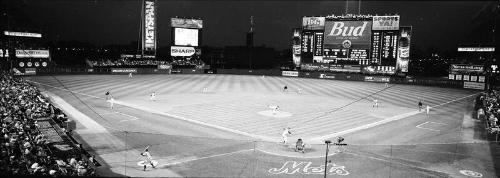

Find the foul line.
xmin=160 ymin=149 xmax=254 ymax=167
xmin=416 ymin=122 xmax=440 ymax=132
xmin=310 ymin=92 xmax=480 ymax=143
xmin=27 ymin=80 xmax=274 ymax=142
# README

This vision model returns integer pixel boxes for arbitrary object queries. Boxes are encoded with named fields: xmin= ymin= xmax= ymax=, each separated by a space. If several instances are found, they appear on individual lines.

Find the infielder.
xmin=282 ymin=127 xmax=292 ymax=144
xmin=373 ymin=99 xmax=379 ymax=108
xmin=150 ymin=92 xmax=156 ymax=101
xmin=426 ymin=105 xmax=431 ymax=118
xmin=109 ymin=96 xmax=115 ymax=109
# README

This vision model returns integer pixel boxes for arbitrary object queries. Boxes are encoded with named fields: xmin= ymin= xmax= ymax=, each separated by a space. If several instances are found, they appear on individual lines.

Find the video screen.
xmin=174 ymin=28 xmax=199 ymax=46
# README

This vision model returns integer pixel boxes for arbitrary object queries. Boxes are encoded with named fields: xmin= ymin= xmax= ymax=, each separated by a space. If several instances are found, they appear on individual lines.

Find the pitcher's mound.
xmin=258 ymin=110 xmax=292 ymax=118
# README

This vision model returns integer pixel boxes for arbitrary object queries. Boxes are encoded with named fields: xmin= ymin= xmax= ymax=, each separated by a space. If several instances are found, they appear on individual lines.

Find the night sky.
xmin=3 ymin=0 xmax=498 ymax=52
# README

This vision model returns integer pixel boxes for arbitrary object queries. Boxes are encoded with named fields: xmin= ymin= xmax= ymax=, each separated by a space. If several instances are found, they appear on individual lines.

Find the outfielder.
xmin=373 ymin=99 xmax=379 ymax=108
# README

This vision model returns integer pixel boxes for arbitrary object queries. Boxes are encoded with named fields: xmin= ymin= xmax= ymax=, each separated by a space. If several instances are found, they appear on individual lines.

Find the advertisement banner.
xmin=24 ymin=68 xmax=36 ymax=75
xmin=364 ymin=76 xmax=390 ymax=83
xmin=171 ymin=18 xmax=203 ymax=29
xmin=0 ymin=49 xmax=8 ymax=57
xmin=171 ymin=46 xmax=196 ymax=56
xmin=282 ymin=71 xmax=299 ymax=77
xmin=396 ymin=26 xmax=411 ymax=73
xmin=111 ymin=68 xmax=137 ymax=73
xmin=470 ymin=75 xmax=477 ymax=82
xmin=457 ymin=47 xmax=494 ymax=52
xmin=4 ymin=31 xmax=42 ymax=38
xmin=463 ymin=81 xmax=485 ymax=90
xmin=302 ymin=17 xmax=325 ymax=30
xmin=478 ymin=76 xmax=485 ymax=83
xmin=143 ymin=0 xmax=156 ymax=52
xmin=174 ymin=28 xmax=199 ymax=46
xmin=158 ymin=64 xmax=172 ymax=70
xmin=324 ymin=21 xmax=372 ymax=49
xmin=361 ymin=66 xmax=395 ymax=74
xmin=448 ymin=74 xmax=455 ymax=80
xmin=372 ymin=16 xmax=400 ymax=30
xmin=450 ymin=64 xmax=484 ymax=74
xmin=292 ymin=28 xmax=302 ymax=67
xmin=319 ymin=73 xmax=336 ymax=79
xmin=15 ymin=50 xmax=50 ymax=58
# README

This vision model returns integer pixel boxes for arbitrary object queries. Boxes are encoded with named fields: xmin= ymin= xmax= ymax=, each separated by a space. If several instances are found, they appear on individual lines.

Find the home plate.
xmin=258 ymin=110 xmax=293 ymax=118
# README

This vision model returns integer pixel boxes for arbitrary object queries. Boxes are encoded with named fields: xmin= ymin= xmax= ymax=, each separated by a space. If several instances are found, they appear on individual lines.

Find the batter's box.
xmin=416 ymin=121 xmax=447 ymax=131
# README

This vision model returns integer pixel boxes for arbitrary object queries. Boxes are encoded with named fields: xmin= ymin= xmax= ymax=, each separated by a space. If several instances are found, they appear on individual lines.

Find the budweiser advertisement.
xmin=143 ymin=0 xmax=156 ymax=53
xmin=396 ymin=26 xmax=411 ymax=73
xmin=302 ymin=17 xmax=325 ymax=30
xmin=174 ymin=28 xmax=199 ymax=46
xmin=372 ymin=16 xmax=400 ymax=30
xmin=171 ymin=18 xmax=203 ymax=29
xmin=324 ymin=21 xmax=372 ymax=49
xmin=15 ymin=50 xmax=50 ymax=58
xmin=171 ymin=46 xmax=196 ymax=56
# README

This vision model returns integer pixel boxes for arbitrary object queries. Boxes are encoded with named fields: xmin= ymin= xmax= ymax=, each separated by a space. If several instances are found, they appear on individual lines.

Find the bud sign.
xmin=324 ymin=21 xmax=372 ymax=48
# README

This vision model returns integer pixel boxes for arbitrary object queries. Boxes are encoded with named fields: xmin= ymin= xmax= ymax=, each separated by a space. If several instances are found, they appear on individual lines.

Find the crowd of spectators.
xmin=476 ymin=90 xmax=500 ymax=135
xmin=0 ymin=71 xmax=97 ymax=176
xmin=90 ymin=58 xmax=206 ymax=69
xmin=90 ymin=58 xmax=169 ymax=67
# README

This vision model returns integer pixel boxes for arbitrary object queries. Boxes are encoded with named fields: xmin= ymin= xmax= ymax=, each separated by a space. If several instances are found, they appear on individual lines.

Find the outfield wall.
xmin=25 ymin=67 xmax=467 ymax=89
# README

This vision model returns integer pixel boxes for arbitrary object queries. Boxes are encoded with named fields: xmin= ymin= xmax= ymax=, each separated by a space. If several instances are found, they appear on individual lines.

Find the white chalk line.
xmin=310 ymin=92 xmax=480 ymax=143
xmin=416 ymin=122 xmax=441 ymax=132
xmin=27 ymin=80 xmax=273 ymax=142
xmin=159 ymin=149 xmax=254 ymax=167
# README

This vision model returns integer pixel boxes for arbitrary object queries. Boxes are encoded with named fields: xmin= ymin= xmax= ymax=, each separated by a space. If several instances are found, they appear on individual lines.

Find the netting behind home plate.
xmin=71 ymin=131 xmax=500 ymax=178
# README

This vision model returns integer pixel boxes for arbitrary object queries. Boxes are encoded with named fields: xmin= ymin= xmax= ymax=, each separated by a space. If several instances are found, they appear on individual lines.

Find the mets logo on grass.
xmin=268 ymin=161 xmax=349 ymax=175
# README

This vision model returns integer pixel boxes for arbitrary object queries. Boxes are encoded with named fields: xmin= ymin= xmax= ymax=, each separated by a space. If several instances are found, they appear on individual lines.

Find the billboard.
xmin=143 ymin=0 xmax=156 ymax=53
xmin=171 ymin=46 xmax=196 ymax=56
xmin=15 ymin=50 xmax=50 ymax=58
xmin=396 ymin=26 xmax=411 ymax=72
xmin=364 ymin=76 xmax=390 ymax=83
xmin=324 ymin=21 xmax=372 ymax=49
xmin=4 ymin=31 xmax=42 ymax=38
xmin=292 ymin=28 xmax=302 ymax=67
xmin=457 ymin=47 xmax=495 ymax=52
xmin=111 ymin=68 xmax=137 ymax=73
xmin=171 ymin=18 xmax=203 ymax=29
xmin=372 ymin=16 xmax=400 ymax=30
xmin=0 ymin=49 xmax=8 ymax=57
xmin=302 ymin=17 xmax=325 ymax=30
xmin=282 ymin=71 xmax=299 ymax=77
xmin=174 ymin=28 xmax=199 ymax=46
xmin=464 ymin=81 xmax=485 ymax=90
xmin=449 ymin=64 xmax=484 ymax=74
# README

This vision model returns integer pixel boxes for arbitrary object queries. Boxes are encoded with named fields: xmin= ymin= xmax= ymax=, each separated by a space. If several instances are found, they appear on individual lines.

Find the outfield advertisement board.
xmin=364 ymin=76 xmax=390 ymax=83
xmin=464 ymin=81 xmax=485 ymax=90
xmin=372 ymin=16 xmax=400 ymax=30
xmin=4 ymin=31 xmax=42 ymax=38
xmin=324 ymin=21 xmax=372 ymax=49
xmin=111 ymin=68 xmax=137 ymax=73
xmin=171 ymin=18 xmax=203 ymax=29
xmin=282 ymin=71 xmax=299 ymax=77
xmin=450 ymin=64 xmax=484 ymax=74
xmin=15 ymin=50 xmax=50 ymax=58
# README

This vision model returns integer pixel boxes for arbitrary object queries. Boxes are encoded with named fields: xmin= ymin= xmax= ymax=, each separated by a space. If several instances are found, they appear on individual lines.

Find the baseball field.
xmin=25 ymin=74 xmax=499 ymax=177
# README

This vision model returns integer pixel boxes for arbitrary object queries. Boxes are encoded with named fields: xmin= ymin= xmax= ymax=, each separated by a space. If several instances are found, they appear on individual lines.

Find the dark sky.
xmin=3 ymin=0 xmax=498 ymax=51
